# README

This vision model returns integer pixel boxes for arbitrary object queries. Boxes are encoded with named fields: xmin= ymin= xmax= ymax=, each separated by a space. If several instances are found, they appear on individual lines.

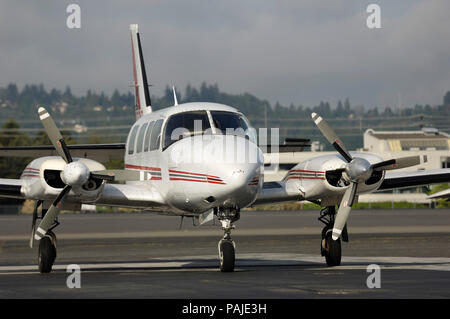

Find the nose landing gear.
xmin=216 ymin=207 xmax=240 ymax=272
xmin=31 ymin=201 xmax=59 ymax=273
xmin=318 ymin=206 xmax=348 ymax=267
xmin=38 ymin=230 xmax=57 ymax=273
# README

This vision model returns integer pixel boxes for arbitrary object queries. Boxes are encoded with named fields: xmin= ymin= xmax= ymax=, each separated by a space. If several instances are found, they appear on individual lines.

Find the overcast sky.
xmin=0 ymin=0 xmax=449 ymax=109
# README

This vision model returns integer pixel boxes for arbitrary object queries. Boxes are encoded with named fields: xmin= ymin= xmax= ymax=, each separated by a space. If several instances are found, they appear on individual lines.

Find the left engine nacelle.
xmin=20 ymin=156 xmax=106 ymax=203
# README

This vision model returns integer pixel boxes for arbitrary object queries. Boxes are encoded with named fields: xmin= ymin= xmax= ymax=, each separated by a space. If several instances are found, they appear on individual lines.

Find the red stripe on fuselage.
xmin=125 ymin=164 xmax=161 ymax=171
xmin=168 ymin=169 xmax=220 ymax=179
xmin=169 ymin=177 xmax=225 ymax=185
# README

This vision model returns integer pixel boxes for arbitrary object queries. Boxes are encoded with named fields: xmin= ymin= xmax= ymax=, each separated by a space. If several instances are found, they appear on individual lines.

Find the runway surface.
xmin=0 ymin=209 xmax=449 ymax=298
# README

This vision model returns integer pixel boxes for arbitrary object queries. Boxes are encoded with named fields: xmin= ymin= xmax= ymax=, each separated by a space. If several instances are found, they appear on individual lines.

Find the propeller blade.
xmin=38 ymin=106 xmax=72 ymax=163
xmin=311 ymin=113 xmax=352 ymax=162
xmin=34 ymin=185 xmax=71 ymax=240
xmin=332 ymin=182 xmax=358 ymax=240
xmin=372 ymin=155 xmax=427 ymax=171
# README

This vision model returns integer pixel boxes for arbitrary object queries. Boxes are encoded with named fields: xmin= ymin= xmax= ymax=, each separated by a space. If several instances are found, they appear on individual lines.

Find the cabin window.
xmin=163 ymin=111 xmax=211 ymax=149
xmin=136 ymin=123 xmax=148 ymax=153
xmin=144 ymin=121 xmax=154 ymax=152
xmin=127 ymin=125 xmax=140 ymax=155
xmin=150 ymin=119 xmax=163 ymax=151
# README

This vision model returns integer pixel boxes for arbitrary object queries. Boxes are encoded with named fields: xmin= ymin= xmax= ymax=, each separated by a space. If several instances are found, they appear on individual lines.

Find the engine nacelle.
xmin=20 ymin=156 xmax=106 ymax=203
xmin=285 ymin=153 xmax=385 ymax=206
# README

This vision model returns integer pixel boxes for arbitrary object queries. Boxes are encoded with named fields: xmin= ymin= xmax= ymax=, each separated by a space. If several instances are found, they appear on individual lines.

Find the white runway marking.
xmin=0 ymin=254 xmax=449 ymax=274
xmin=1 ymin=225 xmax=449 ymax=241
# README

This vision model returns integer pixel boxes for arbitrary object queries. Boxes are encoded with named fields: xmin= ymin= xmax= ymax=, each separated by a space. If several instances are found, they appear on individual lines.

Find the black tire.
xmin=219 ymin=240 xmax=235 ymax=272
xmin=38 ymin=236 xmax=56 ymax=273
xmin=324 ymin=233 xmax=341 ymax=267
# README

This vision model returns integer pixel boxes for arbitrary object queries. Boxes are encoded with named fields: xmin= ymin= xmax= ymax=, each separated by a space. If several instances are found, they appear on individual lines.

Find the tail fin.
xmin=130 ymin=24 xmax=152 ymax=119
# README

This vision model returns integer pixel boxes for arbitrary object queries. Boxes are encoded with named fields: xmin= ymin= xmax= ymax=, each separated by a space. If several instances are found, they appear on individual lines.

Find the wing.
xmin=0 ymin=144 xmax=125 ymax=163
xmin=0 ymin=178 xmax=24 ymax=199
xmin=93 ymin=183 xmax=169 ymax=210
xmin=252 ymin=181 xmax=304 ymax=205
xmin=0 ymin=177 xmax=168 ymax=211
xmin=428 ymin=188 xmax=450 ymax=200
xmin=378 ymin=169 xmax=450 ymax=191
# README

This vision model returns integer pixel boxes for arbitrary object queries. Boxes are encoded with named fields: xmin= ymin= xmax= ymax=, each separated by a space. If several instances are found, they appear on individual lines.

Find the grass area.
xmin=247 ymin=201 xmax=433 ymax=211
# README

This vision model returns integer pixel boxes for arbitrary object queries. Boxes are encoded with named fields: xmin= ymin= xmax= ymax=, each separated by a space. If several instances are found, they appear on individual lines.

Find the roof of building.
xmin=364 ymin=128 xmax=450 ymax=151
xmin=365 ymin=128 xmax=450 ymax=140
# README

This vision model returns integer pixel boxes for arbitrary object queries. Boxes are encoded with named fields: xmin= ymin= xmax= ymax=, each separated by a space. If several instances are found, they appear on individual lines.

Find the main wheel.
xmin=219 ymin=240 xmax=235 ymax=272
xmin=38 ymin=236 xmax=56 ymax=273
xmin=324 ymin=233 xmax=341 ymax=266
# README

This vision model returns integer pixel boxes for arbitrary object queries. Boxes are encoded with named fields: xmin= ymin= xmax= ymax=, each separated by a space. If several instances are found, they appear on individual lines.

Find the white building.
xmin=362 ymin=128 xmax=450 ymax=170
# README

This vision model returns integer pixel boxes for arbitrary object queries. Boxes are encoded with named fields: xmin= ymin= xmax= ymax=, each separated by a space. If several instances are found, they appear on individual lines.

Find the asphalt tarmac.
xmin=0 ymin=209 xmax=449 ymax=298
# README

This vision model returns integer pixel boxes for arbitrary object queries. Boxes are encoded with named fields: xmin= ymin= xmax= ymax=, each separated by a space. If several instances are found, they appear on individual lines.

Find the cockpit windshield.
xmin=211 ymin=111 xmax=255 ymax=142
xmin=210 ymin=111 xmax=248 ymax=133
xmin=163 ymin=110 xmax=256 ymax=150
xmin=163 ymin=111 xmax=211 ymax=149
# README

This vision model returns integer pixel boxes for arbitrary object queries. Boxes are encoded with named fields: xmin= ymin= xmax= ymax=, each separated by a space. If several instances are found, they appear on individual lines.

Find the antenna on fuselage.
xmin=172 ymin=84 xmax=178 ymax=106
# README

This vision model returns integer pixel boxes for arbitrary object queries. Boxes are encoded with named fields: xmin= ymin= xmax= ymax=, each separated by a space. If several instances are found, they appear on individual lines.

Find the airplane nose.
xmin=167 ymin=134 xmax=263 ymax=211
xmin=205 ymin=135 xmax=262 ymax=208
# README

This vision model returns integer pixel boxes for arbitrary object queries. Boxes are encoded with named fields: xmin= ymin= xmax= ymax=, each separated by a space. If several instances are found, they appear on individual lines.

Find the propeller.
xmin=311 ymin=112 xmax=427 ymax=240
xmin=34 ymin=107 xmax=114 ymax=241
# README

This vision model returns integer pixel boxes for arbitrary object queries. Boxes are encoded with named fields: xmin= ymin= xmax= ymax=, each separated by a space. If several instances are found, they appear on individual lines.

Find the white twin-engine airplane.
xmin=1 ymin=24 xmax=450 ymax=273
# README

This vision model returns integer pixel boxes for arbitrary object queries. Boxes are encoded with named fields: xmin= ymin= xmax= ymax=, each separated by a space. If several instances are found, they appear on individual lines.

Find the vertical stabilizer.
xmin=130 ymin=24 xmax=152 ymax=119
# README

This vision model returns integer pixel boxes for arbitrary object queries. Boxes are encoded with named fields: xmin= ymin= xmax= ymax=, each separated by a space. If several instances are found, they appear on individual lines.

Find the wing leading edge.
xmin=0 ymin=143 xmax=125 ymax=163
xmin=0 ymin=179 xmax=24 ymax=199
xmin=252 ymin=181 xmax=304 ymax=206
xmin=378 ymin=169 xmax=450 ymax=191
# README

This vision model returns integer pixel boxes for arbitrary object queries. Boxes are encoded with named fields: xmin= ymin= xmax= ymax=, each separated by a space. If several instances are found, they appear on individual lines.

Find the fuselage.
xmin=124 ymin=102 xmax=264 ymax=215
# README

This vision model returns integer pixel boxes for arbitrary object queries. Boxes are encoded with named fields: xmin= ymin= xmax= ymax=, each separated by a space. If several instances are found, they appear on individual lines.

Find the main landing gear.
xmin=31 ymin=201 xmax=58 ymax=273
xmin=216 ymin=207 xmax=240 ymax=272
xmin=318 ymin=206 xmax=348 ymax=267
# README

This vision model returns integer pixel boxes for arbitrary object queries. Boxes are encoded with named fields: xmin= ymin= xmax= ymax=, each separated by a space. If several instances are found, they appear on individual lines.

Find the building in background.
xmin=362 ymin=128 xmax=450 ymax=169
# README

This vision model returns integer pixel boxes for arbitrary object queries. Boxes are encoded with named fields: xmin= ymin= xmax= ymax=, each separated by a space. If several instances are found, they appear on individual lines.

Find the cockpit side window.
xmin=163 ymin=111 xmax=211 ymax=149
xmin=127 ymin=125 xmax=140 ymax=155
xmin=150 ymin=119 xmax=163 ymax=151
xmin=136 ymin=122 xmax=148 ymax=153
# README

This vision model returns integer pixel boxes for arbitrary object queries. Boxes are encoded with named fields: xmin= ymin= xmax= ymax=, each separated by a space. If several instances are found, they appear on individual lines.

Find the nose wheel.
xmin=319 ymin=206 xmax=346 ymax=267
xmin=322 ymin=230 xmax=341 ymax=266
xmin=218 ymin=239 xmax=235 ymax=272
xmin=216 ymin=207 xmax=239 ymax=272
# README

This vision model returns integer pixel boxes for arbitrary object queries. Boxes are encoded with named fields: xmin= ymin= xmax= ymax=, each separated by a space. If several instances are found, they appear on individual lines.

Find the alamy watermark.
xmin=366 ymin=4 xmax=381 ymax=29
xmin=366 ymin=264 xmax=381 ymax=289
xmin=66 ymin=264 xmax=81 ymax=288
xmin=167 ymin=122 xmax=279 ymax=167
xmin=66 ymin=4 xmax=81 ymax=29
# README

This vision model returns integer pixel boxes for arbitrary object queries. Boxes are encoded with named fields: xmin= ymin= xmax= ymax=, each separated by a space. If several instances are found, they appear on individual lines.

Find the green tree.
xmin=0 ymin=119 xmax=30 ymax=179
